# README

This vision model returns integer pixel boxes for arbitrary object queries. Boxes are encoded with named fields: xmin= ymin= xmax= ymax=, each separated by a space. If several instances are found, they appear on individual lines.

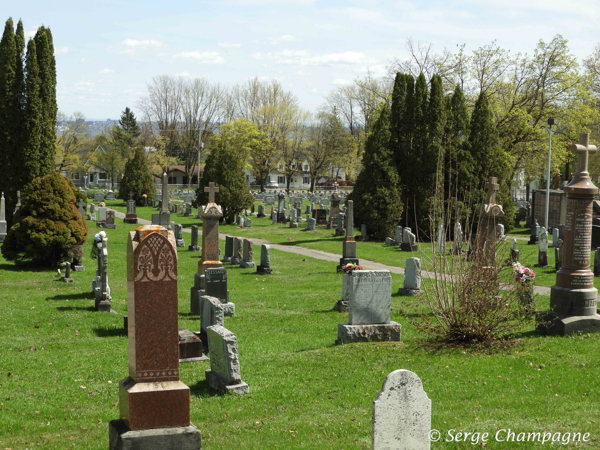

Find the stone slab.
xmin=108 ymin=419 xmax=201 ymax=450
xmin=178 ymin=328 xmax=205 ymax=361
xmin=336 ymin=322 xmax=402 ymax=344
xmin=348 ymin=270 xmax=392 ymax=325
xmin=536 ymin=311 xmax=600 ymax=336
xmin=205 ymin=370 xmax=249 ymax=394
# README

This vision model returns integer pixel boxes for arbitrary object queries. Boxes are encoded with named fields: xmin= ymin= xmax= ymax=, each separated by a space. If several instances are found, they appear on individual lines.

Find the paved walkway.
xmin=109 ymin=209 xmax=551 ymax=296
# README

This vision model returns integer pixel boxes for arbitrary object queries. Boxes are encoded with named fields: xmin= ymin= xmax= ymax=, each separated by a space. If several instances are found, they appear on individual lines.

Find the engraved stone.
xmin=257 ymin=244 xmax=272 ymax=274
xmin=348 ymin=271 xmax=392 ymax=325
xmin=201 ymin=295 xmax=225 ymax=335
xmin=241 ymin=239 xmax=255 ymax=268
xmin=205 ymin=325 xmax=248 ymax=394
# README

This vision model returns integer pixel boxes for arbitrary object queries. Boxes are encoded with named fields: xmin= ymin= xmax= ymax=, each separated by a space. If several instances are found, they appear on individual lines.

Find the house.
xmin=66 ymin=145 xmax=112 ymax=188
xmin=247 ymin=159 xmax=348 ymax=189
xmin=154 ymin=165 xmax=203 ymax=188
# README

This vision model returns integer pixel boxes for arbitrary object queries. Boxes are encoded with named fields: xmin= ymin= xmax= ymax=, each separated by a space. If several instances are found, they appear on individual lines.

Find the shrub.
xmin=1 ymin=173 xmax=88 ymax=266
xmin=119 ymin=147 xmax=156 ymax=205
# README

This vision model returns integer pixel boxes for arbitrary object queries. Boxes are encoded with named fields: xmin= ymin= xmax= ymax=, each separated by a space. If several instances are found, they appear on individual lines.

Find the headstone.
xmin=312 ymin=209 xmax=327 ymax=225
xmin=399 ymin=258 xmax=423 ymax=295
xmin=205 ymin=325 xmax=249 ymax=394
xmin=528 ymin=219 xmax=540 ymax=245
xmin=327 ymin=188 xmax=340 ymax=230
xmin=189 ymin=225 xmax=200 ymax=251
xmin=401 ymin=229 xmax=419 ymax=252
xmin=104 ymin=210 xmax=117 ymax=229
xmin=372 ymin=370 xmax=431 ymax=450
xmin=96 ymin=207 xmax=107 ymax=227
xmin=257 ymin=244 xmax=272 ymax=274
xmin=337 ymin=270 xmax=401 ymax=344
xmin=360 ymin=223 xmax=368 ymax=241
xmin=335 ymin=212 xmax=346 ymax=236
xmin=511 ymin=238 xmax=520 ymax=262
xmin=184 ymin=203 xmax=193 ymax=217
xmin=110 ymin=225 xmax=200 ymax=448
xmin=60 ymin=260 xmax=74 ymax=283
xmin=306 ymin=217 xmax=316 ymax=231
xmin=200 ymin=295 xmax=225 ymax=335
xmin=306 ymin=204 xmax=312 ymax=215
xmin=174 ymin=223 xmax=185 ymax=247
xmin=337 ymin=200 xmax=359 ymax=272
xmin=0 ymin=192 xmax=6 ymax=242
xmin=552 ymin=228 xmax=560 ymax=248
xmin=204 ymin=267 xmax=234 ymax=316
xmin=538 ymin=133 xmax=600 ymax=335
xmin=105 ymin=190 xmax=116 ymax=200
xmin=531 ymin=188 xmax=567 ymax=231
xmin=93 ymin=232 xmax=112 ymax=311
xmin=77 ymin=199 xmax=85 ymax=218
xmin=151 ymin=173 xmax=171 ymax=229
xmin=231 ymin=237 xmax=243 ymax=264
xmin=178 ymin=328 xmax=206 ymax=363
xmin=277 ymin=193 xmax=286 ymax=223
xmin=536 ymin=227 xmax=548 ymax=267
xmin=289 ymin=208 xmax=298 ymax=228
xmin=496 ymin=223 xmax=505 ymax=240
xmin=94 ymin=192 xmax=105 ymax=202
xmin=385 ymin=237 xmax=396 ymax=246
xmin=240 ymin=239 xmax=255 ymax=268
xmin=435 ymin=224 xmax=444 ymax=253
xmin=453 ymin=221 xmax=463 ymax=254
xmin=124 ymin=192 xmax=138 ymax=224
xmin=395 ymin=226 xmax=403 ymax=246
xmin=257 ymin=204 xmax=265 ymax=218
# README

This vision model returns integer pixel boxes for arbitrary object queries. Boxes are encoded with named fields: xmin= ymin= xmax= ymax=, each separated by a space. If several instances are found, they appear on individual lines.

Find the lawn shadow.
xmin=296 ymin=342 xmax=337 ymax=352
xmin=313 ymin=308 xmax=338 ymax=314
xmin=93 ymin=326 xmax=127 ymax=337
xmin=0 ymin=263 xmax=48 ymax=273
xmin=56 ymin=305 xmax=96 ymax=312
xmin=189 ymin=379 xmax=224 ymax=398
xmin=47 ymin=291 xmax=95 ymax=301
xmin=279 ymin=237 xmax=345 ymax=246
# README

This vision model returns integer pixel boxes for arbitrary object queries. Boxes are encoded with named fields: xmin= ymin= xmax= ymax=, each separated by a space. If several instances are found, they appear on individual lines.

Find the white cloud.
xmin=100 ymin=68 xmax=115 ymax=74
xmin=25 ymin=27 xmax=38 ymax=40
xmin=332 ymin=78 xmax=351 ymax=85
xmin=253 ymin=50 xmax=367 ymax=66
xmin=80 ymin=58 xmax=88 ymax=63
xmin=76 ymin=81 xmax=95 ymax=87
xmin=173 ymin=51 xmax=225 ymax=64
xmin=122 ymin=39 xmax=162 ymax=48
xmin=355 ymin=64 xmax=388 ymax=76
xmin=218 ymin=42 xmax=241 ymax=48
xmin=254 ymin=35 xmax=299 ymax=45
xmin=54 ymin=46 xmax=69 ymax=56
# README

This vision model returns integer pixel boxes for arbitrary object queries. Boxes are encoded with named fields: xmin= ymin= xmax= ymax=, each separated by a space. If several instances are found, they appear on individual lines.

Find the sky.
xmin=7 ymin=0 xmax=600 ymax=120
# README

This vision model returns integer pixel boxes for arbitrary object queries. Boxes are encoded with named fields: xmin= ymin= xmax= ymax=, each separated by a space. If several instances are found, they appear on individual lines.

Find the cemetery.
xmin=2 ymin=9 xmax=600 ymax=450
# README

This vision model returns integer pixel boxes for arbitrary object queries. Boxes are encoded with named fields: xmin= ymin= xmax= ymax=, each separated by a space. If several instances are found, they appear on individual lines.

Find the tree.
xmin=2 ymin=172 xmax=87 ymax=266
xmin=349 ymin=104 xmax=403 ymax=240
xmin=195 ymin=120 xmax=254 ymax=222
xmin=55 ymin=112 xmax=89 ymax=173
xmin=93 ymin=127 xmax=132 ymax=190
xmin=304 ymin=111 xmax=344 ymax=192
xmin=119 ymin=107 xmax=140 ymax=138
xmin=119 ymin=147 xmax=156 ymax=205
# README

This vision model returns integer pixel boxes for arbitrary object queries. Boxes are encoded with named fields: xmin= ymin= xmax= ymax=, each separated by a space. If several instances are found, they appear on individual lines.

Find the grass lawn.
xmin=1 ymin=216 xmax=600 ymax=449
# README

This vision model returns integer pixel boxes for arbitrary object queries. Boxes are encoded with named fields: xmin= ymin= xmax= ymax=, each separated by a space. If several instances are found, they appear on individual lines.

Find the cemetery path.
xmin=109 ymin=209 xmax=551 ymax=297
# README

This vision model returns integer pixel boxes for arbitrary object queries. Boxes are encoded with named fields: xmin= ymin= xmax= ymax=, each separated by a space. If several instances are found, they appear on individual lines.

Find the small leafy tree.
xmin=2 ymin=172 xmax=88 ymax=266
xmin=349 ymin=104 xmax=403 ymax=240
xmin=119 ymin=146 xmax=156 ymax=205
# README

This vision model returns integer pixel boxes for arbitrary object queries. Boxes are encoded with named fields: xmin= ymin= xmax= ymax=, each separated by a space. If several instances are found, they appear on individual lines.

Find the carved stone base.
xmin=336 ymin=258 xmax=359 ymax=273
xmin=188 ymin=245 xmax=200 ymax=252
xmin=336 ymin=322 xmax=402 ymax=344
xmin=179 ymin=328 xmax=207 ymax=362
xmin=124 ymin=217 xmax=138 ymax=224
xmin=401 ymin=243 xmax=420 ymax=252
xmin=96 ymin=297 xmax=112 ymax=312
xmin=73 ymin=265 xmax=85 ymax=272
xmin=257 ymin=265 xmax=272 ymax=275
xmin=109 ymin=419 xmax=201 ymax=450
xmin=398 ymin=288 xmax=423 ymax=296
xmin=176 ymin=239 xmax=185 ymax=247
xmin=333 ymin=300 xmax=348 ymax=312
xmin=205 ymin=369 xmax=249 ymax=394
xmin=240 ymin=261 xmax=256 ymax=268
xmin=60 ymin=277 xmax=74 ymax=283
xmin=536 ymin=311 xmax=600 ymax=336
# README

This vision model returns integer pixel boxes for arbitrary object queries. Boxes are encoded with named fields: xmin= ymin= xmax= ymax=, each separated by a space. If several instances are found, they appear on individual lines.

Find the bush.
xmin=119 ymin=147 xmax=156 ymax=205
xmin=1 ymin=173 xmax=88 ymax=266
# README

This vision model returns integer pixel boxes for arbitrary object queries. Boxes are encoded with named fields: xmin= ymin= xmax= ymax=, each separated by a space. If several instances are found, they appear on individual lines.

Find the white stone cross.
xmin=205 ymin=182 xmax=220 ymax=204
xmin=570 ymin=133 xmax=597 ymax=175
xmin=485 ymin=177 xmax=499 ymax=205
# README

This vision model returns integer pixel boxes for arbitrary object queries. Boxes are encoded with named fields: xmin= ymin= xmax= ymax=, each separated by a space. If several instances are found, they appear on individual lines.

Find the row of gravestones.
xmin=385 ymin=226 xmax=420 ymax=252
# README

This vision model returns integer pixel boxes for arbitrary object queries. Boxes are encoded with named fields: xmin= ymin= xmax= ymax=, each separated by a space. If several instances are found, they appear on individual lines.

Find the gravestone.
xmin=151 ymin=173 xmax=171 ymax=229
xmin=265 ymin=196 xmax=275 ymax=206
xmin=336 ymin=270 xmax=401 ymax=344
xmin=496 ymin=223 xmax=505 ymax=240
xmin=531 ymin=188 xmax=567 ymax=232
xmin=289 ymin=209 xmax=298 ymax=228
xmin=257 ymin=244 xmax=272 ymax=274
xmin=205 ymin=267 xmax=234 ymax=316
xmin=77 ymin=199 xmax=85 ymax=218
xmin=395 ymin=226 xmax=403 ymax=246
xmin=13 ymin=190 xmax=20 ymax=214
xmin=93 ymin=232 xmax=112 ymax=312
xmin=538 ymin=133 xmax=600 ymax=335
xmin=511 ymin=238 xmax=520 ymax=262
xmin=435 ymin=224 xmax=444 ymax=253
xmin=552 ymin=228 xmax=560 ymax=248
xmin=306 ymin=204 xmax=312 ymax=215
xmin=71 ymin=244 xmax=85 ymax=272
xmin=231 ymin=237 xmax=243 ymax=264
xmin=536 ymin=227 xmax=549 ymax=267
xmin=312 ymin=209 xmax=327 ymax=225
xmin=556 ymin=245 xmax=562 ymax=272
xmin=184 ymin=203 xmax=193 ymax=217
xmin=0 ymin=192 xmax=6 ymax=242
xmin=96 ymin=207 xmax=107 ymax=227
xmin=385 ymin=237 xmax=396 ymax=246
xmin=335 ymin=212 xmax=346 ymax=236
xmin=190 ymin=182 xmax=224 ymax=316
xmin=105 ymin=190 xmax=116 ymax=200
xmin=360 ymin=224 xmax=368 ymax=241
xmin=104 ymin=210 xmax=117 ymax=229
xmin=189 ymin=225 xmax=200 ymax=251
xmin=372 ymin=370 xmax=431 ymax=450
xmin=124 ymin=192 xmax=138 ymax=224
xmin=200 ymin=295 xmax=225 ymax=337
xmin=399 ymin=258 xmax=423 ymax=295
xmin=277 ymin=193 xmax=286 ymax=223
xmin=453 ymin=221 xmax=463 ymax=254
xmin=271 ymin=210 xmax=277 ymax=224
xmin=223 ymin=236 xmax=234 ymax=262
xmin=240 ymin=239 xmax=255 ymax=268
xmin=178 ymin=328 xmax=206 ymax=363
xmin=401 ymin=228 xmax=419 ymax=252
xmin=528 ymin=219 xmax=540 ymax=245
xmin=174 ymin=223 xmax=185 ymax=247
xmin=205 ymin=325 xmax=249 ymax=394
xmin=94 ymin=192 xmax=105 ymax=202
xmin=327 ymin=187 xmax=340 ymax=229
xmin=306 ymin=217 xmax=316 ymax=231
xmin=337 ymin=200 xmax=359 ymax=272
xmin=109 ymin=226 xmax=200 ymax=449
xmin=257 ymin=204 xmax=265 ymax=218
xmin=60 ymin=260 xmax=74 ymax=283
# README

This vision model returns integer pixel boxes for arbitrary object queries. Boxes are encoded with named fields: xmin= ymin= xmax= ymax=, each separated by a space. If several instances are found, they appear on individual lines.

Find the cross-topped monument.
xmin=129 ymin=191 xmax=133 ymax=201
xmin=205 ymin=182 xmax=219 ymax=204
xmin=571 ymin=133 xmax=597 ymax=177
xmin=485 ymin=177 xmax=499 ymax=205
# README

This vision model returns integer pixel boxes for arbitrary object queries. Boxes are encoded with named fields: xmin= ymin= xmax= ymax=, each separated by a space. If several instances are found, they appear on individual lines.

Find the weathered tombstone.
xmin=453 ymin=221 xmax=463 ymax=254
xmin=0 ymin=192 xmax=6 ymax=243
xmin=223 ymin=236 xmax=234 ymax=262
xmin=204 ymin=267 xmax=235 ymax=316
xmin=104 ymin=210 xmax=117 ymax=229
xmin=337 ymin=200 xmax=359 ymax=272
xmin=89 ymin=203 xmax=97 ymax=221
xmin=93 ymin=232 xmax=112 ymax=312
xmin=312 ymin=209 xmax=327 ymax=225
xmin=538 ymin=133 xmax=600 ymax=335
xmin=257 ymin=204 xmax=265 ymax=218
xmin=189 ymin=182 xmax=224 ymax=316
xmin=336 ymin=270 xmax=401 ymax=344
xmin=511 ymin=238 xmax=520 ymax=262
xmin=528 ymin=219 xmax=540 ymax=245
xmin=477 ymin=177 xmax=504 ymax=266
xmin=372 ymin=370 xmax=431 ymax=450
xmin=385 ymin=237 xmax=396 ymax=246
xmin=71 ymin=244 xmax=85 ymax=272
xmin=205 ymin=325 xmax=249 ymax=394
xmin=200 ymin=295 xmax=225 ymax=336
xmin=327 ymin=187 xmax=340 ymax=229
xmin=289 ymin=208 xmax=298 ymax=228
xmin=399 ymin=258 xmax=423 ymax=295
xmin=173 ymin=223 xmax=184 ymax=247
xmin=335 ymin=212 xmax=345 ymax=236
xmin=277 ymin=193 xmax=286 ymax=223
xmin=257 ymin=244 xmax=272 ymax=274
xmin=402 ymin=229 xmax=419 ymax=252
xmin=435 ymin=224 xmax=444 ymax=253
xmin=124 ymin=192 xmax=138 ymax=224
xmin=184 ymin=202 xmax=193 ymax=217
xmin=60 ymin=260 xmax=74 ymax=283
xmin=96 ymin=207 xmax=107 ymax=228
xmin=231 ymin=237 xmax=243 ymax=264
xmin=151 ymin=173 xmax=171 ymax=229
xmin=496 ymin=223 xmax=505 ymax=240
xmin=105 ymin=190 xmax=116 ymax=200
xmin=552 ymin=227 xmax=560 ymax=248
xmin=77 ymin=199 xmax=85 ymax=218
xmin=189 ymin=225 xmax=200 ymax=251
xmin=241 ymin=239 xmax=255 ymax=268
xmin=395 ymin=226 xmax=403 ymax=246
xmin=360 ymin=223 xmax=368 ymax=241
xmin=306 ymin=217 xmax=316 ymax=231
xmin=178 ymin=328 xmax=206 ymax=363
xmin=109 ymin=226 xmax=200 ymax=448
xmin=306 ymin=204 xmax=312 ymax=215
xmin=94 ymin=192 xmax=105 ymax=202
xmin=536 ymin=227 xmax=549 ymax=267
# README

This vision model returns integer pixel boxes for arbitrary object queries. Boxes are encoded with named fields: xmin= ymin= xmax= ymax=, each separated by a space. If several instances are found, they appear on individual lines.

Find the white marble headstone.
xmin=539 ymin=227 xmax=548 ymax=253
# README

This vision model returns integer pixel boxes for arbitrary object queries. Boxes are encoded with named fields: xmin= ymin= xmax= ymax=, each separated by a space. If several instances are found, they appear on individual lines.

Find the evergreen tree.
xmin=119 ymin=147 xmax=156 ymax=205
xmin=349 ymin=104 xmax=403 ymax=240
xmin=20 ymin=39 xmax=41 ymax=192
xmin=14 ymin=20 xmax=24 ymax=127
xmin=34 ymin=26 xmax=56 ymax=177
xmin=390 ymin=72 xmax=406 ymax=168
xmin=119 ymin=107 xmax=141 ymax=138
xmin=0 ymin=18 xmax=16 ymax=222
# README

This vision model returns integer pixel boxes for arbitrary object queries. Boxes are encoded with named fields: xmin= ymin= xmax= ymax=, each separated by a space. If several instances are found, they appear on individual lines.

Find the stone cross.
xmin=129 ymin=191 xmax=133 ymax=201
xmin=205 ymin=182 xmax=219 ymax=204
xmin=570 ymin=133 xmax=597 ymax=175
xmin=485 ymin=177 xmax=499 ymax=204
